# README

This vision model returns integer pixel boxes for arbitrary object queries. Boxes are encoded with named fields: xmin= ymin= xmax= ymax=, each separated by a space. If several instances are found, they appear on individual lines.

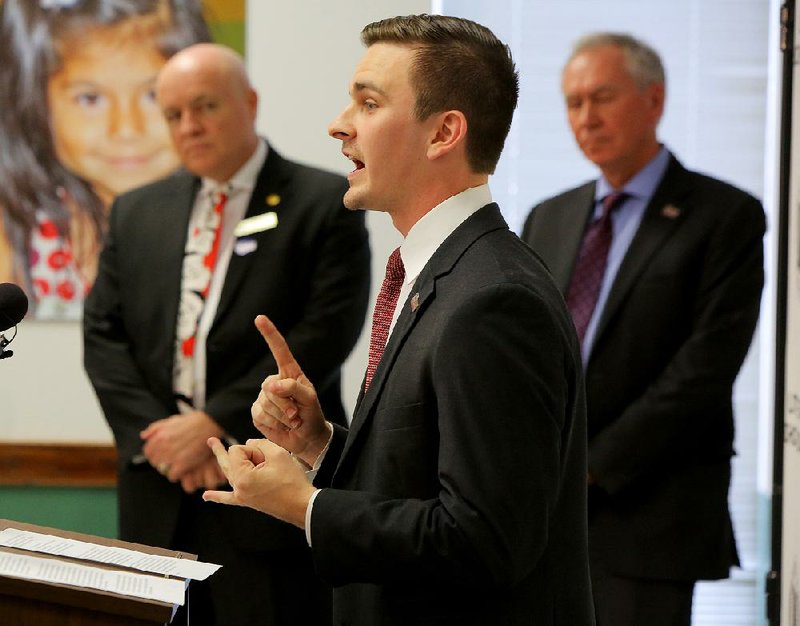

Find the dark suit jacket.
xmin=522 ymin=154 xmax=765 ymax=581
xmin=311 ymin=204 xmax=595 ymax=626
xmin=83 ymin=145 xmax=370 ymax=553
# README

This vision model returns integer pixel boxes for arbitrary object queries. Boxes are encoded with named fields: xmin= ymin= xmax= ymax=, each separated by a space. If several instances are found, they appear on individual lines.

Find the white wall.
xmin=0 ymin=0 xmax=427 ymax=443
xmin=0 ymin=322 xmax=107 ymax=442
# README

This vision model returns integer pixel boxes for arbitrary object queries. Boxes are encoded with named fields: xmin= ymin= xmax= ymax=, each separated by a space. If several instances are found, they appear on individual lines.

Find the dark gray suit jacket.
xmin=312 ymin=204 xmax=595 ymax=626
xmin=522 ymin=154 xmax=765 ymax=581
xmin=84 ymin=145 xmax=370 ymax=553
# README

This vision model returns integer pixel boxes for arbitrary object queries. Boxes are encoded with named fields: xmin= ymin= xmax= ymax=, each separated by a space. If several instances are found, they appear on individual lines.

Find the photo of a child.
xmin=0 ymin=0 xmax=213 ymax=319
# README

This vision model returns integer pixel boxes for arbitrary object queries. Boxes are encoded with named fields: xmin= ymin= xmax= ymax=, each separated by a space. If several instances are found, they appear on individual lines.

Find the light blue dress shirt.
xmin=581 ymin=146 xmax=671 ymax=363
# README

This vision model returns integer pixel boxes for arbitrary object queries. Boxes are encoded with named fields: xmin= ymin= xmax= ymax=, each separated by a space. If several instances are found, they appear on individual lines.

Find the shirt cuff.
xmin=305 ymin=488 xmax=322 ymax=546
xmin=305 ymin=421 xmax=334 ymax=481
xmin=303 ymin=422 xmax=334 ymax=546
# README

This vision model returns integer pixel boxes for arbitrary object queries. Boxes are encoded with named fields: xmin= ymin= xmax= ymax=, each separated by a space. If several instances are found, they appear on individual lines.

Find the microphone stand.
xmin=0 ymin=326 xmax=16 ymax=359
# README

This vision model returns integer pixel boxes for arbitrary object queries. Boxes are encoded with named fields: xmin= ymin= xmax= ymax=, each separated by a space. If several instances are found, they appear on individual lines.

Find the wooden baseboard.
xmin=0 ymin=443 xmax=117 ymax=487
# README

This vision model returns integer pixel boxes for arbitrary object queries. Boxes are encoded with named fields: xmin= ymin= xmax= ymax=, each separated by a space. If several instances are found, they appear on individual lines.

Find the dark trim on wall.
xmin=769 ymin=3 xmax=795 ymax=623
xmin=0 ymin=444 xmax=117 ymax=487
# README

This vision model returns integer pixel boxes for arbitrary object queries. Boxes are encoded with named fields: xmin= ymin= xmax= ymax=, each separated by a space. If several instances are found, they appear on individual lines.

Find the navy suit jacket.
xmin=84 ymin=145 xmax=370 ymax=553
xmin=522 ymin=155 xmax=765 ymax=580
xmin=312 ymin=204 xmax=595 ymax=626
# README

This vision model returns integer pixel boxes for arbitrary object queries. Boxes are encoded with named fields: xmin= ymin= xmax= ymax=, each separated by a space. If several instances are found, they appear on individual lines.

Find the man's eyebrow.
xmin=564 ymin=84 xmax=618 ymax=99
xmin=353 ymin=81 xmax=386 ymax=97
xmin=189 ymin=93 xmax=215 ymax=104
xmin=162 ymin=94 xmax=214 ymax=115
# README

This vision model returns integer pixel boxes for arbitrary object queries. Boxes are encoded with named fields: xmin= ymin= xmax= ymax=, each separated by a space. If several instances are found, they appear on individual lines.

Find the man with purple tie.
xmin=522 ymin=32 xmax=765 ymax=626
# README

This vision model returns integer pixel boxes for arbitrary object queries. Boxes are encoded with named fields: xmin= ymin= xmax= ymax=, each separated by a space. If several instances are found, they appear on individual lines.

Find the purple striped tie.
xmin=566 ymin=192 xmax=627 ymax=343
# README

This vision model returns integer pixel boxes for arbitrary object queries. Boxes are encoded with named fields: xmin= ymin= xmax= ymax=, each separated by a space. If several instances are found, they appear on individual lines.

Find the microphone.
xmin=0 ymin=283 xmax=28 ymax=332
xmin=0 ymin=283 xmax=28 ymax=360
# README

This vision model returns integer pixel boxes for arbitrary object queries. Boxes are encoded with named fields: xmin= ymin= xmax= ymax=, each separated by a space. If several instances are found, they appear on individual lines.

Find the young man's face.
xmin=47 ymin=25 xmax=179 ymax=207
xmin=329 ymin=43 xmax=434 ymax=217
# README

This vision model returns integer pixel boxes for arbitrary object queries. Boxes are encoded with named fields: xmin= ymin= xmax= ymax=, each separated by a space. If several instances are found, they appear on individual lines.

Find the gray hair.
xmin=567 ymin=32 xmax=665 ymax=90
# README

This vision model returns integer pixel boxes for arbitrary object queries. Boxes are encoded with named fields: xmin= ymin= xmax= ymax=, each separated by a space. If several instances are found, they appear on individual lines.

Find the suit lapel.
xmin=335 ymin=204 xmax=508 ymax=475
xmin=552 ymin=184 xmax=596 ymax=292
xmin=593 ymin=157 xmax=692 ymax=343
xmin=213 ymin=146 xmax=286 ymax=323
xmin=342 ymin=273 xmax=433 ymax=459
xmin=532 ymin=183 xmax=595 ymax=292
xmin=155 ymin=173 xmax=198 ymax=328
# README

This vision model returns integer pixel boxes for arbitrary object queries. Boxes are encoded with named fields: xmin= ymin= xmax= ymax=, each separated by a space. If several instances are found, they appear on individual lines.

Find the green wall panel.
xmin=0 ymin=487 xmax=117 ymax=539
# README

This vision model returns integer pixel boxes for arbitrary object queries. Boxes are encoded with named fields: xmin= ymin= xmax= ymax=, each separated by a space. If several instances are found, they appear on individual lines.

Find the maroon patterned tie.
xmin=364 ymin=247 xmax=405 ymax=391
xmin=565 ymin=192 xmax=627 ymax=343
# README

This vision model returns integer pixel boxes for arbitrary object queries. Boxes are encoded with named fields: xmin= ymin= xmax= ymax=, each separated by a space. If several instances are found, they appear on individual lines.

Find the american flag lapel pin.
xmin=661 ymin=204 xmax=682 ymax=219
xmin=410 ymin=293 xmax=420 ymax=312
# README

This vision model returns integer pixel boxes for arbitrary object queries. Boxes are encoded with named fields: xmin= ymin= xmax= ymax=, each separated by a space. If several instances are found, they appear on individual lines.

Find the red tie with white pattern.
xmin=173 ymin=186 xmax=228 ymax=406
xmin=565 ymin=191 xmax=627 ymax=344
xmin=364 ymin=247 xmax=405 ymax=392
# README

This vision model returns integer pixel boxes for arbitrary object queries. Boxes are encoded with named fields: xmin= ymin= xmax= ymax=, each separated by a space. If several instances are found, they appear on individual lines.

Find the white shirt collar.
xmin=200 ymin=139 xmax=268 ymax=198
xmin=399 ymin=184 xmax=492 ymax=285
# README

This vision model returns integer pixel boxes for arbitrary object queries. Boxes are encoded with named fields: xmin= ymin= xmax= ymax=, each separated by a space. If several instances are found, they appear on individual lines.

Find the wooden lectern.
xmin=0 ymin=519 xmax=196 ymax=625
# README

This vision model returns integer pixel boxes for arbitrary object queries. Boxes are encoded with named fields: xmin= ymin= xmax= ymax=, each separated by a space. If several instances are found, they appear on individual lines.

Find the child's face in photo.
xmin=47 ymin=24 xmax=180 ymax=207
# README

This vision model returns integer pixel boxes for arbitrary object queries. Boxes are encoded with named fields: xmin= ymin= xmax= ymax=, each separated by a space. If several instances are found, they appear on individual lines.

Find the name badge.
xmin=234 ymin=238 xmax=258 ymax=256
xmin=234 ymin=211 xmax=278 ymax=237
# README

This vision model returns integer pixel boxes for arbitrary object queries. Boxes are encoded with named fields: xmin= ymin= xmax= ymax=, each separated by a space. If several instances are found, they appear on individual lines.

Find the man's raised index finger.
xmin=254 ymin=315 xmax=303 ymax=379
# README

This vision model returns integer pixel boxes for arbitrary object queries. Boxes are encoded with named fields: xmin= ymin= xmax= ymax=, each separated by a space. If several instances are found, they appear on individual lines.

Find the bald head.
xmin=156 ymin=43 xmax=259 ymax=182
xmin=157 ymin=43 xmax=252 ymax=98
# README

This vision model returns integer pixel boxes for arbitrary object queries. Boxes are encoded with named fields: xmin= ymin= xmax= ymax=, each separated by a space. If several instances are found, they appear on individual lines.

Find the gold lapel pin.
xmin=266 ymin=193 xmax=281 ymax=207
xmin=410 ymin=293 xmax=420 ymax=312
xmin=661 ymin=204 xmax=682 ymax=219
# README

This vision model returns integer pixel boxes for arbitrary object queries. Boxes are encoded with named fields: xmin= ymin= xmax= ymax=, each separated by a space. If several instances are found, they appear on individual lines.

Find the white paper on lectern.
xmin=0 ymin=529 xmax=220 ymax=580
xmin=0 ymin=551 xmax=185 ymax=605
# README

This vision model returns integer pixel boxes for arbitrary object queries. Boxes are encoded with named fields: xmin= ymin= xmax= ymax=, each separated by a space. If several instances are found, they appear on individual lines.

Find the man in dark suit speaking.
xmin=204 ymin=14 xmax=595 ymax=626
xmin=83 ymin=44 xmax=370 ymax=625
xmin=521 ymin=33 xmax=765 ymax=626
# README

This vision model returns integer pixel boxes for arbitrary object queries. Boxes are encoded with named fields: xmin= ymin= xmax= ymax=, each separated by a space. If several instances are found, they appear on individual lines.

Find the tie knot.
xmin=601 ymin=191 xmax=627 ymax=217
xmin=385 ymin=247 xmax=405 ymax=282
xmin=210 ymin=183 xmax=231 ymax=206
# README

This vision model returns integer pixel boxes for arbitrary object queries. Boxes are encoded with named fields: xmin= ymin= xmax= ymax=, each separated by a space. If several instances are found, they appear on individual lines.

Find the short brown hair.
xmin=362 ymin=14 xmax=518 ymax=174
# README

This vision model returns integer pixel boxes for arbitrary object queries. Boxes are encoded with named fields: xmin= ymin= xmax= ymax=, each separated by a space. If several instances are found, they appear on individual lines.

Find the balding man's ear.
xmin=427 ymin=110 xmax=467 ymax=161
xmin=248 ymin=88 xmax=258 ymax=118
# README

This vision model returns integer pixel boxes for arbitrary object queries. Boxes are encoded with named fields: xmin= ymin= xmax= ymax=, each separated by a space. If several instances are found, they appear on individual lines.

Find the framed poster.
xmin=0 ymin=0 xmax=245 ymax=320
